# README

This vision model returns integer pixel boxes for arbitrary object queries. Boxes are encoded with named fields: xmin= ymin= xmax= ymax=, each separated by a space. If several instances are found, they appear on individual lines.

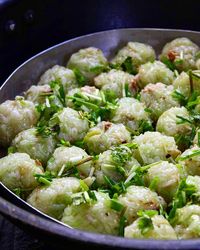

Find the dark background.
xmin=1 ymin=0 xmax=200 ymax=85
xmin=1 ymin=0 xmax=200 ymax=249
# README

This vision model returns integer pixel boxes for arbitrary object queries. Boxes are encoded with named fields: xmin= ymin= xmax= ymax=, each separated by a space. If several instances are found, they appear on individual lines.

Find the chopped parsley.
xmin=102 ymin=160 xmax=158 ymax=198
xmin=172 ymin=90 xmax=187 ymax=106
xmin=177 ymin=149 xmax=200 ymax=161
xmin=168 ymin=179 xmax=197 ymax=221
xmin=110 ymin=199 xmax=124 ymax=212
xmin=111 ymin=145 xmax=132 ymax=175
xmin=89 ymin=65 xmax=107 ymax=74
xmin=124 ymin=162 xmax=161 ymax=187
xmin=73 ymin=68 xmax=87 ymax=86
xmin=198 ymin=131 xmax=200 ymax=147
xmin=12 ymin=187 xmax=33 ymax=199
xmin=35 ymin=80 xmax=66 ymax=137
xmin=34 ymin=171 xmax=55 ymax=185
xmin=176 ymin=115 xmax=192 ymax=125
xmin=144 ymin=107 xmax=153 ymax=114
xmin=137 ymin=210 xmax=158 ymax=235
xmin=72 ymin=190 xmax=97 ymax=206
xmin=57 ymin=139 xmax=71 ymax=147
xmin=118 ymin=216 xmax=127 ymax=236
xmin=50 ymin=80 xmax=65 ymax=106
xmin=66 ymin=90 xmax=118 ymax=126
xmin=162 ymin=56 xmax=176 ymax=71
xmin=7 ymin=146 xmax=16 ymax=154
xmin=80 ymin=179 xmax=89 ymax=191
xmin=103 ymin=175 xmax=126 ymax=198
xmin=121 ymin=57 xmax=137 ymax=75
xmin=149 ymin=176 xmax=159 ymax=191
xmin=138 ymin=120 xmax=154 ymax=134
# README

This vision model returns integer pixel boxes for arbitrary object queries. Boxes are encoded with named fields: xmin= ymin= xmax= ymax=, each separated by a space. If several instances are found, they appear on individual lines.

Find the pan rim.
xmin=1 ymin=196 xmax=200 ymax=250
xmin=1 ymin=27 xmax=200 ymax=93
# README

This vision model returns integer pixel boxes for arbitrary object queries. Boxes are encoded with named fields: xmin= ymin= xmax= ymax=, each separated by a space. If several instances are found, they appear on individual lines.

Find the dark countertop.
xmin=1 ymin=0 xmax=200 ymax=85
xmin=0 ymin=215 xmax=45 ymax=250
xmin=0 ymin=215 xmax=82 ymax=250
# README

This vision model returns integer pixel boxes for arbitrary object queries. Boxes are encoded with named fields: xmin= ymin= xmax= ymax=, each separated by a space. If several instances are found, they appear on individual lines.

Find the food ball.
xmin=144 ymin=161 xmax=180 ymax=202
xmin=94 ymin=146 xmax=140 ymax=185
xmin=125 ymin=214 xmax=177 ymax=239
xmin=118 ymin=185 xmax=165 ymax=224
xmin=46 ymin=146 xmax=92 ymax=178
xmin=27 ymin=177 xmax=82 ymax=219
xmin=160 ymin=37 xmax=199 ymax=72
xmin=133 ymin=131 xmax=180 ymax=165
xmin=24 ymin=85 xmax=52 ymax=104
xmin=94 ymin=69 xmax=136 ymax=99
xmin=67 ymin=47 xmax=108 ymax=83
xmin=173 ymin=71 xmax=200 ymax=98
xmin=50 ymin=107 xmax=89 ymax=143
xmin=173 ymin=205 xmax=200 ymax=239
xmin=173 ymin=72 xmax=190 ymax=98
xmin=111 ymin=97 xmax=152 ymax=133
xmin=111 ymin=42 xmax=156 ymax=70
xmin=186 ymin=175 xmax=200 ymax=194
xmin=138 ymin=60 xmax=174 ymax=88
xmin=0 ymin=98 xmax=39 ymax=147
xmin=61 ymin=191 xmax=120 ymax=235
xmin=156 ymin=107 xmax=192 ymax=149
xmin=38 ymin=65 xmax=78 ymax=93
xmin=140 ymin=82 xmax=180 ymax=121
xmin=84 ymin=121 xmax=131 ymax=154
xmin=178 ymin=145 xmax=200 ymax=176
xmin=0 ymin=152 xmax=43 ymax=190
xmin=11 ymin=128 xmax=57 ymax=165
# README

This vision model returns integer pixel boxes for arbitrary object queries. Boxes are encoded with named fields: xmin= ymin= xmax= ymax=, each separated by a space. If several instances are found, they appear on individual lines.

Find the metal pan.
xmin=1 ymin=28 xmax=200 ymax=250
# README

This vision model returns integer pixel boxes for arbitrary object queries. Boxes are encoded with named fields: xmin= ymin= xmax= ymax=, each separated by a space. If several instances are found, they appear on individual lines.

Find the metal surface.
xmin=1 ymin=28 xmax=200 ymax=249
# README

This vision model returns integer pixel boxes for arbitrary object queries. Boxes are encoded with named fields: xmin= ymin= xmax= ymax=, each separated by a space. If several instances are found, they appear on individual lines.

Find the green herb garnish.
xmin=34 ymin=171 xmax=55 ymax=185
xmin=198 ymin=131 xmax=200 ymax=147
xmin=72 ymin=190 xmax=97 ymax=206
xmin=35 ymin=81 xmax=65 ymax=137
xmin=149 ymin=176 xmax=159 ymax=191
xmin=57 ymin=139 xmax=71 ymax=147
xmin=7 ymin=146 xmax=16 ymax=154
xmin=168 ymin=179 xmax=197 ymax=221
xmin=90 ymin=65 xmax=106 ymax=74
xmin=118 ymin=216 xmax=127 ymax=236
xmin=172 ymin=90 xmax=187 ymax=106
xmin=177 ymin=149 xmax=200 ymax=161
xmin=12 ymin=187 xmax=33 ymax=199
xmin=103 ymin=175 xmax=126 ymax=198
xmin=50 ymin=79 xmax=65 ymax=106
xmin=121 ymin=57 xmax=137 ymax=75
xmin=176 ymin=115 xmax=192 ymax=125
xmin=138 ymin=120 xmax=154 ymax=134
xmin=111 ymin=146 xmax=132 ymax=166
xmin=66 ymin=90 xmax=118 ymax=126
xmin=110 ymin=199 xmax=124 ymax=212
xmin=73 ymin=68 xmax=87 ymax=86
xmin=137 ymin=210 xmax=158 ymax=235
xmin=162 ymin=56 xmax=176 ymax=71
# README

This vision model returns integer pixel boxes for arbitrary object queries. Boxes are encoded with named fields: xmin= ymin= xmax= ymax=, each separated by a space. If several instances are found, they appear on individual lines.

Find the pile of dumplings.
xmin=1 ymin=37 xmax=200 ymax=240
